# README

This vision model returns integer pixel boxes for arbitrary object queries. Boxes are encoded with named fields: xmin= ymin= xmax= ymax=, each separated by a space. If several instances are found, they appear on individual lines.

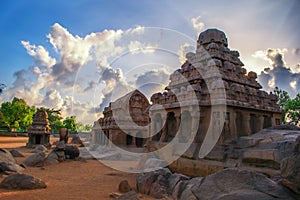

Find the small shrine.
xmin=27 ymin=109 xmax=51 ymax=147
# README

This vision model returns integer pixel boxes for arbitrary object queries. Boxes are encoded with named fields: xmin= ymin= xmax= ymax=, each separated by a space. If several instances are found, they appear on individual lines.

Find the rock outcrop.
xmin=136 ymin=168 xmax=299 ymax=200
xmin=0 ymin=173 xmax=46 ymax=190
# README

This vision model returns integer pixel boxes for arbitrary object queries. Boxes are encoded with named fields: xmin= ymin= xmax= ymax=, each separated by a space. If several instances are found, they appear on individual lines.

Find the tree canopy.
xmin=0 ymin=97 xmax=36 ymax=131
xmin=274 ymin=87 xmax=300 ymax=126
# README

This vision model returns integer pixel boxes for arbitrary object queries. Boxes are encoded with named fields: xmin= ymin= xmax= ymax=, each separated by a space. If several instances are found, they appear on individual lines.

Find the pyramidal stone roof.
xmin=151 ymin=28 xmax=281 ymax=113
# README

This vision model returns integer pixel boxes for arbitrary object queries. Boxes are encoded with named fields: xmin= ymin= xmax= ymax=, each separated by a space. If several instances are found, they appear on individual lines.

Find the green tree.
xmin=285 ymin=93 xmax=300 ymax=126
xmin=76 ymin=122 xmax=92 ymax=132
xmin=273 ymin=87 xmax=291 ymax=123
xmin=63 ymin=116 xmax=77 ymax=132
xmin=0 ymin=97 xmax=36 ymax=131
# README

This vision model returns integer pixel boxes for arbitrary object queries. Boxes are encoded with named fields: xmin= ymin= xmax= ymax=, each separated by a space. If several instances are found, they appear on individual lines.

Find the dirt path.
xmin=0 ymin=136 xmax=154 ymax=200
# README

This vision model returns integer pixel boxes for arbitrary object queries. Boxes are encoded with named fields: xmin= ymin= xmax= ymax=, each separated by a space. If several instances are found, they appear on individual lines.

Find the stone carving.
xmin=27 ymin=109 xmax=51 ymax=148
xmin=91 ymin=90 xmax=150 ymax=148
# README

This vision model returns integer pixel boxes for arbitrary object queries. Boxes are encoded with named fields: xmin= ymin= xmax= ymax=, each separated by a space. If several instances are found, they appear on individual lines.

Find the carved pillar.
xmin=231 ymin=111 xmax=237 ymax=139
xmin=175 ymin=112 xmax=181 ymax=142
xmin=242 ymin=113 xmax=251 ymax=136
xmin=159 ymin=114 xmax=167 ymax=142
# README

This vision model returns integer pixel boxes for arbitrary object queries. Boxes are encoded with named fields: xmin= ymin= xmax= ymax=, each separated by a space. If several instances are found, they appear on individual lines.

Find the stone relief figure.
xmin=59 ymin=127 xmax=69 ymax=143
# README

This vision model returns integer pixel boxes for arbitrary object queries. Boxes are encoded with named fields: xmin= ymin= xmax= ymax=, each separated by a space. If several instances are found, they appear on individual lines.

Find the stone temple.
xmin=91 ymin=28 xmax=284 ymax=175
xmin=91 ymin=90 xmax=150 ymax=149
xmin=27 ymin=109 xmax=51 ymax=147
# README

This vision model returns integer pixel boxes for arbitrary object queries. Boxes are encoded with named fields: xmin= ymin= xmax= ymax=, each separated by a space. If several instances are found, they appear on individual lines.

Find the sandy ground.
xmin=0 ymin=136 xmax=155 ymax=200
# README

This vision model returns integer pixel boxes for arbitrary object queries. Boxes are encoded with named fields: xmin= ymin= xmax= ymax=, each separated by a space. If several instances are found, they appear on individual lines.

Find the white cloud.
xmin=21 ymin=41 xmax=56 ymax=69
xmin=191 ymin=16 xmax=205 ymax=33
xmin=128 ymin=40 xmax=157 ymax=54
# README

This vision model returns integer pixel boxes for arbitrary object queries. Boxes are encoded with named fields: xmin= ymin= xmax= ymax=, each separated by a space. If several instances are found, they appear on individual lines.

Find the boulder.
xmin=0 ymin=148 xmax=16 ymax=163
xmin=280 ymin=155 xmax=300 ymax=194
xmin=55 ymin=140 xmax=65 ymax=151
xmin=64 ymin=144 xmax=80 ymax=159
xmin=44 ymin=151 xmax=59 ymax=165
xmin=0 ymin=162 xmax=24 ymax=173
xmin=191 ymin=168 xmax=296 ymax=200
xmin=168 ymin=173 xmax=190 ymax=194
xmin=23 ymin=151 xmax=46 ymax=167
xmin=30 ymin=145 xmax=47 ymax=153
xmin=118 ymin=180 xmax=131 ymax=193
xmin=70 ymin=134 xmax=84 ymax=147
xmin=136 ymin=168 xmax=172 ymax=198
xmin=0 ymin=173 xmax=46 ymax=190
xmin=9 ymin=149 xmax=24 ymax=157
xmin=175 ymin=177 xmax=203 ymax=200
xmin=144 ymin=158 xmax=168 ymax=171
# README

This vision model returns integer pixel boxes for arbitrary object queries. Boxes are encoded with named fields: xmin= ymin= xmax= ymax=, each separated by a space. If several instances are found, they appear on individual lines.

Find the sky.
xmin=0 ymin=0 xmax=299 ymax=124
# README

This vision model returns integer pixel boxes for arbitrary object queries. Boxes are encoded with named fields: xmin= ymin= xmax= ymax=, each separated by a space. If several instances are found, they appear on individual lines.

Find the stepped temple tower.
xmin=27 ymin=109 xmax=51 ymax=147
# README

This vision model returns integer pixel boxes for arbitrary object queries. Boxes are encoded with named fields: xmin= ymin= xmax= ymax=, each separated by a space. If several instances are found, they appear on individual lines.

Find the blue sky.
xmin=0 ymin=0 xmax=299 ymax=123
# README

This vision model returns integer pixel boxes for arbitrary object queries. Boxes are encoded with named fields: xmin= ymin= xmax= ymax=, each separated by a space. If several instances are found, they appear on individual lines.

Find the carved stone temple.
xmin=90 ymin=28 xmax=284 ymax=176
xmin=91 ymin=90 xmax=150 ymax=148
xmin=27 ymin=109 xmax=51 ymax=147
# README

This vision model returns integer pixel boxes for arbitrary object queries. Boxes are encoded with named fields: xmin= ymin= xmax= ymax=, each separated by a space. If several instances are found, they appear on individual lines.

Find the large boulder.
xmin=0 ymin=148 xmax=16 ymax=163
xmin=64 ymin=144 xmax=80 ymax=159
xmin=44 ymin=151 xmax=60 ymax=165
xmin=30 ymin=144 xmax=47 ymax=153
xmin=191 ymin=168 xmax=296 ymax=200
xmin=23 ymin=151 xmax=46 ymax=167
xmin=136 ymin=168 xmax=172 ymax=198
xmin=70 ymin=134 xmax=84 ymax=147
xmin=0 ymin=162 xmax=24 ymax=174
xmin=0 ymin=173 xmax=46 ymax=189
xmin=9 ymin=149 xmax=25 ymax=157
xmin=280 ymin=136 xmax=300 ymax=194
xmin=143 ymin=158 xmax=168 ymax=171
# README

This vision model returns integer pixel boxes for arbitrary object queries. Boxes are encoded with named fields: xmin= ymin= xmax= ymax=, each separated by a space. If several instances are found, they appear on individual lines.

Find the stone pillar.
xmin=191 ymin=113 xmax=200 ymax=143
xmin=159 ymin=114 xmax=167 ymax=142
xmin=149 ymin=112 xmax=155 ymax=140
xmin=242 ymin=113 xmax=251 ymax=136
xmin=175 ymin=112 xmax=181 ymax=142
xmin=230 ymin=111 xmax=237 ymax=139
xmin=258 ymin=115 xmax=264 ymax=131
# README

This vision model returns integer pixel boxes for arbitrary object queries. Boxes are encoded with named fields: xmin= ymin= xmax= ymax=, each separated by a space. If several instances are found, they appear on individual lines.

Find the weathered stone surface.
xmin=136 ymin=168 xmax=171 ymax=195
xmin=0 ymin=148 xmax=16 ymax=163
xmin=44 ymin=151 xmax=59 ymax=165
xmin=0 ymin=162 xmax=24 ymax=173
xmin=55 ymin=150 xmax=66 ymax=161
xmin=64 ymin=144 xmax=80 ymax=159
xmin=178 ymin=177 xmax=203 ymax=200
xmin=281 ymin=155 xmax=300 ymax=194
xmin=149 ymin=173 xmax=170 ymax=199
xmin=23 ymin=151 xmax=46 ymax=167
xmin=191 ymin=168 xmax=296 ymax=200
xmin=30 ymin=144 xmax=47 ymax=153
xmin=0 ymin=173 xmax=46 ymax=190
xmin=9 ymin=149 xmax=24 ymax=157
xmin=144 ymin=158 xmax=167 ymax=171
xmin=55 ymin=140 xmax=65 ymax=151
xmin=118 ymin=180 xmax=131 ymax=193
xmin=168 ymin=173 xmax=190 ymax=194
xmin=116 ymin=190 xmax=139 ymax=200
xmin=70 ymin=134 xmax=84 ymax=147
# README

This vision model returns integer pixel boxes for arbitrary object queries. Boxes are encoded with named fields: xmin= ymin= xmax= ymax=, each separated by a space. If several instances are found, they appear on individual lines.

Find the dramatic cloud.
xmin=4 ymin=23 xmax=159 ymax=124
xmin=191 ymin=16 xmax=205 ymax=34
xmin=21 ymin=41 xmax=56 ymax=69
xmin=256 ymin=48 xmax=300 ymax=97
xmin=135 ymin=69 xmax=170 ymax=98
